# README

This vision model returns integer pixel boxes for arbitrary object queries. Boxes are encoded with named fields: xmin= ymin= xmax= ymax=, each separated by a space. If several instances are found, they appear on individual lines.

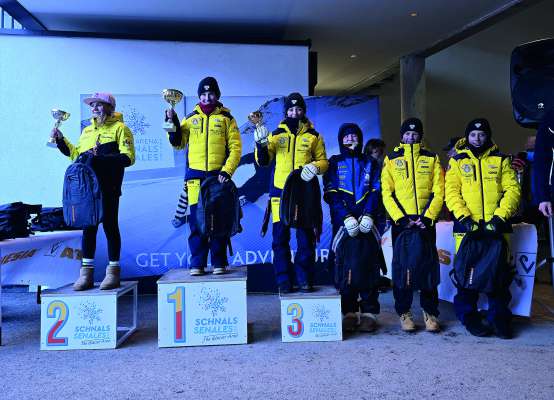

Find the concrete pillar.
xmin=400 ymin=55 xmax=426 ymax=124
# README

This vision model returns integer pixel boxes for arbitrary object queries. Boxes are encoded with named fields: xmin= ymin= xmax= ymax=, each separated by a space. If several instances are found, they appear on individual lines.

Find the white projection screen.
xmin=0 ymin=34 xmax=309 ymax=204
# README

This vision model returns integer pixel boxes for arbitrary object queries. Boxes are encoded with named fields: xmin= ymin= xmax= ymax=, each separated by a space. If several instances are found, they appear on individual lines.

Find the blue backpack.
xmin=63 ymin=153 xmax=103 ymax=228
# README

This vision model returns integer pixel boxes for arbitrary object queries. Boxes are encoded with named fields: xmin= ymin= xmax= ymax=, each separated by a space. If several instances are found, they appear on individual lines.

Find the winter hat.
xmin=284 ymin=92 xmax=306 ymax=114
xmin=465 ymin=118 xmax=492 ymax=138
xmin=197 ymin=76 xmax=221 ymax=98
xmin=400 ymin=118 xmax=424 ymax=137
xmin=338 ymin=123 xmax=363 ymax=146
xmin=83 ymin=92 xmax=116 ymax=108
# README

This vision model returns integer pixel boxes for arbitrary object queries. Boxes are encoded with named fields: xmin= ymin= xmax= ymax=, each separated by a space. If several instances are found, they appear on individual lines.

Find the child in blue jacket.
xmin=324 ymin=123 xmax=382 ymax=332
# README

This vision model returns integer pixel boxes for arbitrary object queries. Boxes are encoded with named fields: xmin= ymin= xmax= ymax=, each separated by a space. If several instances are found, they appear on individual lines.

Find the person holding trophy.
xmin=50 ymin=92 xmax=135 ymax=291
xmin=164 ymin=77 xmax=242 ymax=276
xmin=254 ymin=92 xmax=328 ymax=293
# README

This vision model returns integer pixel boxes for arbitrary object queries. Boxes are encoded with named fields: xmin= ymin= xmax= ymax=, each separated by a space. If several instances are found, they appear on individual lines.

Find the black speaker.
xmin=511 ymin=38 xmax=554 ymax=128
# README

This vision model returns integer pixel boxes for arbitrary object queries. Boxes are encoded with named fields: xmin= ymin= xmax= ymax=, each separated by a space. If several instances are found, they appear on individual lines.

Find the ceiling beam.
xmin=0 ymin=0 xmax=46 ymax=30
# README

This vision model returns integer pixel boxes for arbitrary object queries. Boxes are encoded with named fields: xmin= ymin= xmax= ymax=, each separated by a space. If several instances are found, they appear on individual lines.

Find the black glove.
xmin=485 ymin=216 xmax=504 ymax=232
xmin=459 ymin=216 xmax=476 ymax=232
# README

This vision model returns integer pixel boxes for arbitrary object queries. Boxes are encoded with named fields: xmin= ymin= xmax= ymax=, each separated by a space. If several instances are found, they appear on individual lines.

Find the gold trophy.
xmin=162 ymin=89 xmax=184 ymax=132
xmin=248 ymin=110 xmax=263 ymax=128
xmin=48 ymin=109 xmax=70 ymax=148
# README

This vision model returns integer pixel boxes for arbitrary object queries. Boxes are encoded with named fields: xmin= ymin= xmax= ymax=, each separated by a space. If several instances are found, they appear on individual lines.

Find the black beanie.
xmin=197 ymin=77 xmax=221 ymax=98
xmin=284 ymin=92 xmax=306 ymax=114
xmin=465 ymin=118 xmax=492 ymax=138
xmin=400 ymin=118 xmax=424 ymax=137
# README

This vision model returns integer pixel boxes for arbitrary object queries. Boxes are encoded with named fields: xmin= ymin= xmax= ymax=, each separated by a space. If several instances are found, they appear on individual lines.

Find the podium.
xmin=280 ymin=286 xmax=342 ymax=342
xmin=40 ymin=281 xmax=137 ymax=350
xmin=157 ymin=267 xmax=247 ymax=347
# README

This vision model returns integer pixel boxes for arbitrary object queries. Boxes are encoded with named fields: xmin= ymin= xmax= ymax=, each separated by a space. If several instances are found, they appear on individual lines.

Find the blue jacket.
xmin=323 ymin=124 xmax=380 ymax=227
xmin=533 ymin=111 xmax=554 ymax=203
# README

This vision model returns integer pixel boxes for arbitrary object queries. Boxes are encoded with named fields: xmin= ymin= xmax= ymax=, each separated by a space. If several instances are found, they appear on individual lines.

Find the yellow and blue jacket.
xmin=255 ymin=118 xmax=328 ymax=198
xmin=445 ymin=139 xmax=520 ymax=229
xmin=381 ymin=143 xmax=444 ymax=223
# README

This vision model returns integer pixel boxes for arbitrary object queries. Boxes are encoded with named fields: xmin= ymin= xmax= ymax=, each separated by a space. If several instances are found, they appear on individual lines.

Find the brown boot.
xmin=73 ymin=267 xmax=94 ymax=291
xmin=100 ymin=266 xmax=120 ymax=290
xmin=400 ymin=311 xmax=416 ymax=332
xmin=359 ymin=313 xmax=378 ymax=332
xmin=423 ymin=311 xmax=440 ymax=333
xmin=342 ymin=312 xmax=358 ymax=332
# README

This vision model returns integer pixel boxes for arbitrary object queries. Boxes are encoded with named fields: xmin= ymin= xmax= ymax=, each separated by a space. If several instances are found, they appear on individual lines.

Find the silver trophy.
xmin=248 ymin=110 xmax=263 ymax=128
xmin=48 ymin=109 xmax=70 ymax=148
xmin=162 ymin=89 xmax=184 ymax=132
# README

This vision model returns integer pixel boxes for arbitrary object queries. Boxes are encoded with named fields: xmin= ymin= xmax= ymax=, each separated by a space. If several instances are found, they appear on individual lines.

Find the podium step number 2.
xmin=40 ymin=281 xmax=138 ymax=350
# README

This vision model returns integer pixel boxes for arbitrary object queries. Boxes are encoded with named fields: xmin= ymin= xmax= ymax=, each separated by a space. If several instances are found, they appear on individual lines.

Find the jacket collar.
xmin=278 ymin=117 xmax=314 ymax=135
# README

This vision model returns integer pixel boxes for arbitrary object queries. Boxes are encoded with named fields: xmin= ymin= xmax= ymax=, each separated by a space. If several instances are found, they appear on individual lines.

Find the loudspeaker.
xmin=511 ymin=38 xmax=554 ymax=128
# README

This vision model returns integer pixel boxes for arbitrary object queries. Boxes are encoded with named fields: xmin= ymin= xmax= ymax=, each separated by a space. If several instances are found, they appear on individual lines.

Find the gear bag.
xmin=62 ymin=153 xmax=103 ymax=228
xmin=280 ymin=169 xmax=323 ymax=237
xmin=31 ymin=207 xmax=74 ymax=232
xmin=451 ymin=231 xmax=511 ymax=293
xmin=197 ymin=176 xmax=242 ymax=239
xmin=332 ymin=227 xmax=386 ymax=292
xmin=0 ymin=202 xmax=41 ymax=240
xmin=392 ymin=228 xmax=440 ymax=290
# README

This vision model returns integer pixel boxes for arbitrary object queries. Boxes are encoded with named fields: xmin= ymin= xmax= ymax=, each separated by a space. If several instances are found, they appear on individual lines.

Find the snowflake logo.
xmin=121 ymin=105 xmax=151 ymax=136
xmin=198 ymin=288 xmax=229 ymax=317
xmin=78 ymin=301 xmax=103 ymax=325
xmin=313 ymin=304 xmax=330 ymax=322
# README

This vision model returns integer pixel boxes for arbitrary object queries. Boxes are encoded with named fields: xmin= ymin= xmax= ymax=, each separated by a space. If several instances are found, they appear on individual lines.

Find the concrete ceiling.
xmin=17 ymin=0 xmax=533 ymax=94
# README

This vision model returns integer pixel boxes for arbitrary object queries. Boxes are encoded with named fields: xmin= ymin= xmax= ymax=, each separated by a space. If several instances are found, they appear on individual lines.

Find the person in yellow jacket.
xmin=381 ymin=118 xmax=444 ymax=332
xmin=445 ymin=118 xmax=520 ymax=339
xmin=50 ymin=92 xmax=135 ymax=291
xmin=165 ymin=77 xmax=242 ymax=276
xmin=254 ymin=93 xmax=328 ymax=293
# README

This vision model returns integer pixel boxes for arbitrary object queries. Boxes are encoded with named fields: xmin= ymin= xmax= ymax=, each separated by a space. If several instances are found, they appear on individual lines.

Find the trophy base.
xmin=46 ymin=141 xmax=58 ymax=148
xmin=163 ymin=122 xmax=177 ymax=133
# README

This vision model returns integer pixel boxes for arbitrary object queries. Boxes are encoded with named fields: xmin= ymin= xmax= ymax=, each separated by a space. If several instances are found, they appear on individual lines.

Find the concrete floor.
xmin=1 ymin=286 xmax=554 ymax=400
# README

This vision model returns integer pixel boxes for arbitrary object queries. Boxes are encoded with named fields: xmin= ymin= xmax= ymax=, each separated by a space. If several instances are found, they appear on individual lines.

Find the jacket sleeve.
xmin=221 ymin=117 xmax=242 ymax=177
xmin=423 ymin=155 xmax=445 ymax=221
xmin=117 ymin=125 xmax=135 ymax=166
xmin=494 ymin=157 xmax=521 ymax=220
xmin=311 ymin=134 xmax=329 ymax=174
xmin=363 ymin=159 xmax=381 ymax=216
xmin=168 ymin=116 xmax=190 ymax=150
xmin=381 ymin=156 xmax=405 ymax=223
xmin=533 ymin=123 xmax=552 ymax=203
xmin=255 ymin=134 xmax=275 ymax=166
xmin=445 ymin=158 xmax=472 ymax=220
xmin=323 ymin=158 xmax=350 ymax=221
xmin=60 ymin=136 xmax=80 ymax=161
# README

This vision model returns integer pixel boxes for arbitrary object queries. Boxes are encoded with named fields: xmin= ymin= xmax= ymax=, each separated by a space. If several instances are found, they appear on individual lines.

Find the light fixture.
xmin=350 ymin=54 xmax=357 ymax=59
xmin=410 ymin=12 xmax=418 ymax=17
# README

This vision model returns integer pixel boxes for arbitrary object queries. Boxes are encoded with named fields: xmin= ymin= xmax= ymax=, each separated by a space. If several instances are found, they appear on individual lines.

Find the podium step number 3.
xmin=40 ymin=281 xmax=138 ymax=350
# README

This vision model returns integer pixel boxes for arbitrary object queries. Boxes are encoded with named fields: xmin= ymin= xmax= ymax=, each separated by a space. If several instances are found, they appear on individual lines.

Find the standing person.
xmin=254 ymin=93 xmax=328 ymax=293
xmin=50 ymin=93 xmax=135 ymax=290
xmin=533 ymin=111 xmax=554 ymax=218
xmin=445 ymin=119 xmax=520 ymax=338
xmin=165 ymin=77 xmax=242 ymax=275
xmin=381 ymin=118 xmax=444 ymax=332
xmin=324 ymin=123 xmax=382 ymax=332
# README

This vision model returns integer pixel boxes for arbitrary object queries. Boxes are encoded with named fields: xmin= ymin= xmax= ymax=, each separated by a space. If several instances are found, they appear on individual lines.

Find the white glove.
xmin=358 ymin=215 xmax=374 ymax=233
xmin=344 ymin=216 xmax=360 ymax=237
xmin=301 ymin=163 xmax=319 ymax=182
xmin=254 ymin=125 xmax=269 ymax=145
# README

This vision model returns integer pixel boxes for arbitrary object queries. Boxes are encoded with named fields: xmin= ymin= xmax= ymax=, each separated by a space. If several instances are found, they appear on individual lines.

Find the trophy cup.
xmin=47 ymin=109 xmax=70 ymax=148
xmin=162 ymin=89 xmax=184 ymax=132
xmin=248 ymin=111 xmax=263 ymax=128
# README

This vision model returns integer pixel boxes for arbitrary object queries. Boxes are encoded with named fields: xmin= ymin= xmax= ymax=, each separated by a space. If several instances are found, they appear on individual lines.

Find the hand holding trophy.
xmin=47 ymin=109 xmax=70 ymax=148
xmin=250 ymin=111 xmax=269 ymax=145
xmin=162 ymin=89 xmax=184 ymax=132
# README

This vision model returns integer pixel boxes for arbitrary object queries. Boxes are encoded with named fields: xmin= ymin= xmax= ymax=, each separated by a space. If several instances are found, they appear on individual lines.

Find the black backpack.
xmin=333 ymin=228 xmax=385 ymax=292
xmin=63 ymin=153 xmax=103 ymax=228
xmin=511 ymin=38 xmax=554 ymax=128
xmin=31 ymin=207 xmax=75 ymax=232
xmin=197 ymin=176 xmax=242 ymax=238
xmin=451 ymin=231 xmax=512 ymax=293
xmin=392 ymin=228 xmax=440 ymax=290
xmin=0 ymin=202 xmax=42 ymax=240
xmin=280 ymin=169 xmax=323 ymax=236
